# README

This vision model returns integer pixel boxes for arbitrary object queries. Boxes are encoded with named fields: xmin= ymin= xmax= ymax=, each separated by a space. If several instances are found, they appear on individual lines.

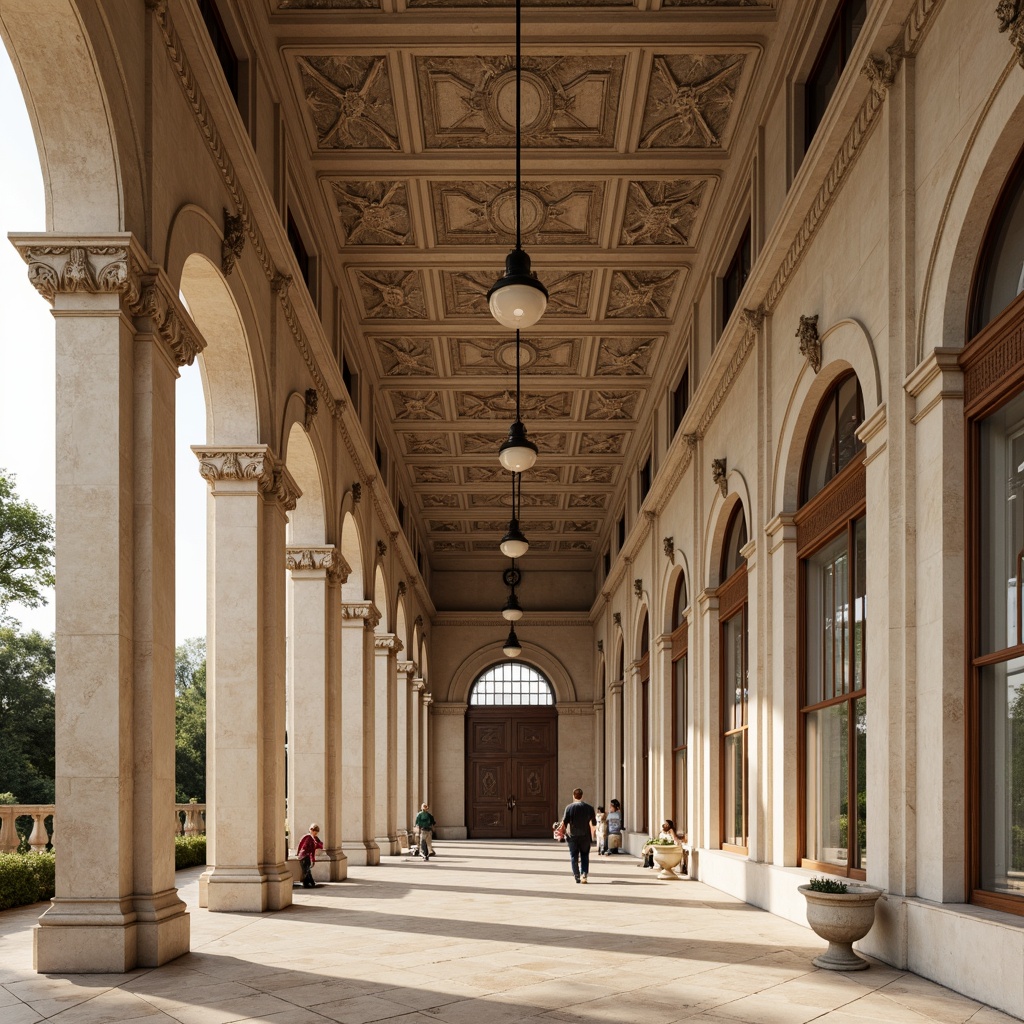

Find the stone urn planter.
xmin=648 ymin=842 xmax=685 ymax=879
xmin=799 ymin=881 xmax=882 ymax=971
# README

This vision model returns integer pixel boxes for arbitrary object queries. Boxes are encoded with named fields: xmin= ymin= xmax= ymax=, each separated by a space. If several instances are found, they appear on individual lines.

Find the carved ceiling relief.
xmin=428 ymin=520 xmax=462 ymax=532
xmin=402 ymin=433 xmax=450 ymax=455
xmin=450 ymin=336 xmax=581 ymax=376
xmin=374 ymin=337 xmax=437 ymax=376
xmin=430 ymin=180 xmax=604 ymax=246
xmin=454 ymin=390 xmax=573 ymax=420
xmin=329 ymin=180 xmax=413 ymax=245
xmin=594 ymin=338 xmax=657 ymax=375
xmin=569 ymin=494 xmax=607 ymax=509
xmin=464 ymin=465 xmax=561 ymax=484
xmin=415 ymin=55 xmax=624 ymax=149
xmin=620 ymin=179 xmax=709 ymax=245
xmin=639 ymin=53 xmax=747 ymax=149
xmin=564 ymin=520 xmax=598 ymax=532
xmin=422 ymin=493 xmax=460 ymax=508
xmin=605 ymin=270 xmax=681 ymax=319
xmin=469 ymin=492 xmax=559 ymax=508
xmin=295 ymin=55 xmax=399 ymax=150
xmin=560 ymin=540 xmax=593 ymax=552
xmin=584 ymin=390 xmax=641 ymax=421
xmin=579 ymin=432 xmax=626 ymax=455
xmin=354 ymin=269 xmax=427 ymax=319
xmin=442 ymin=269 xmax=591 ymax=318
xmin=408 ymin=0 xmax=630 ymax=7
xmin=389 ymin=390 xmax=446 ymax=420
xmin=280 ymin=0 xmax=377 ymax=8
xmin=573 ymin=466 xmax=616 ymax=484
xmin=412 ymin=466 xmax=456 ymax=484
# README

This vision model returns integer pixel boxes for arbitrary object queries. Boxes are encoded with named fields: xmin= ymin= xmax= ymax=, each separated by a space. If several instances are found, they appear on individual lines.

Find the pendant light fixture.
xmin=502 ymin=625 xmax=523 ymax=659
xmin=499 ymin=472 xmax=529 ymax=559
xmin=487 ymin=0 xmax=548 ymax=330
xmin=498 ymin=329 xmax=539 ymax=473
xmin=501 ymin=565 xmax=524 ymax=622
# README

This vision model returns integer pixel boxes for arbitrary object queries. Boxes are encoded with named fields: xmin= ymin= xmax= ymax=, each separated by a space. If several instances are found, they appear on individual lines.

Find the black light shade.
xmin=502 ymin=590 xmax=523 ymax=622
xmin=488 ymin=248 xmax=549 ymax=329
xmin=499 ymin=518 xmax=529 ymax=559
xmin=503 ymin=626 xmax=523 ymax=658
xmin=498 ymin=419 xmax=539 ymax=473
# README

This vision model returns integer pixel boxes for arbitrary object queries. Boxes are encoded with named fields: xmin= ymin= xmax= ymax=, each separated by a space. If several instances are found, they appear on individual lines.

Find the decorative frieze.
xmin=796 ymin=314 xmax=821 ymax=373
xmin=286 ymin=546 xmax=338 ymax=572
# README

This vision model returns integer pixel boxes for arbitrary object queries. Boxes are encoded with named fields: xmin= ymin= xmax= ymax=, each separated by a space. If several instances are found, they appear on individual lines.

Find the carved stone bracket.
xmin=796 ymin=314 xmax=821 ymax=373
xmin=998 ymin=1 xmax=1024 ymax=68
xmin=286 ymin=546 xmax=337 ymax=572
xmin=341 ymin=601 xmax=381 ymax=630
xmin=397 ymin=581 xmax=407 ymax=597
xmin=397 ymin=660 xmax=415 ymax=675
xmin=739 ymin=304 xmax=765 ymax=336
xmin=352 ymin=482 xmax=362 ymax=504
xmin=328 ymin=553 xmax=353 ymax=587
xmin=613 ymin=611 xmax=621 ymax=626
xmin=222 ymin=209 xmax=246 ymax=276
xmin=376 ymin=538 xmax=387 ymax=559
xmin=711 ymin=457 xmax=728 ymax=498
xmin=412 ymin=678 xmax=426 ymax=692
xmin=633 ymin=578 xmax=643 ymax=598
xmin=862 ymin=42 xmax=905 ymax=96
xmin=304 ymin=388 xmax=318 ymax=431
xmin=132 ymin=281 xmax=204 ymax=367
xmin=597 ymin=639 xmax=604 ymax=652
xmin=663 ymin=536 xmax=675 ymax=562
xmin=682 ymin=431 xmax=700 ymax=452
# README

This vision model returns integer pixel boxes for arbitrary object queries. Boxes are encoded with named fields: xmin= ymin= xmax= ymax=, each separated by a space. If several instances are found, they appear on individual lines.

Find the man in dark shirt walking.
xmin=561 ymin=788 xmax=597 ymax=883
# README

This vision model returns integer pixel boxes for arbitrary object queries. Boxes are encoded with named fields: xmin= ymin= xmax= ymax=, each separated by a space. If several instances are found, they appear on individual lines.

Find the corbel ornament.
xmin=597 ymin=639 xmax=604 ymax=652
xmin=633 ymin=578 xmax=643 ymax=598
xmin=376 ymin=538 xmax=387 ymax=559
xmin=341 ymin=601 xmax=381 ymax=630
xmin=998 ymin=1 xmax=1024 ymax=68
xmin=286 ymin=546 xmax=337 ymax=572
xmin=862 ymin=42 xmax=905 ymax=97
xmin=352 ymin=482 xmax=362 ymax=504
xmin=711 ymin=457 xmax=728 ymax=498
xmin=327 ymin=552 xmax=352 ymax=587
xmin=739 ymin=304 xmax=765 ymax=336
xmin=222 ymin=209 xmax=246 ymax=276
xmin=304 ymin=388 xmax=318 ymax=431
xmin=796 ymin=314 xmax=821 ymax=373
xmin=412 ymin=678 xmax=426 ymax=692
xmin=422 ymin=693 xmax=434 ymax=707
xmin=397 ymin=581 xmax=407 ymax=597
xmin=268 ymin=465 xmax=300 ymax=512
xmin=613 ymin=612 xmax=621 ymax=627
xmin=375 ymin=634 xmax=403 ymax=653
xmin=663 ymin=536 xmax=675 ymax=563
xmin=681 ymin=432 xmax=700 ymax=453
xmin=132 ymin=281 xmax=204 ymax=366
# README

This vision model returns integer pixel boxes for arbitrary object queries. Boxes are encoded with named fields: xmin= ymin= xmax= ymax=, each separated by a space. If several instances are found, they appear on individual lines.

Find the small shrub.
xmin=807 ymin=876 xmax=848 ymax=894
xmin=0 ymin=852 xmax=56 ymax=911
xmin=175 ymin=834 xmax=206 ymax=869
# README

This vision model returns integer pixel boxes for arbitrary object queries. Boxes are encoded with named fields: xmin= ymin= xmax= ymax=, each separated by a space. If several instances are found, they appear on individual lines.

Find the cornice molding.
xmin=431 ymin=702 xmax=467 ymax=716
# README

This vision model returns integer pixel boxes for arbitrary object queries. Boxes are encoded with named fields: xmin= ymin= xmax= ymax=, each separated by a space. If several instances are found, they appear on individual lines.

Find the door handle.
xmin=510 ymin=794 xmax=516 ymax=809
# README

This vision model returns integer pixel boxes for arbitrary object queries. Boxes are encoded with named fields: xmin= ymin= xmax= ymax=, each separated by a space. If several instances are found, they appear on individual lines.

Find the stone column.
xmin=422 ymin=693 xmax=433 ymax=805
xmin=193 ymin=446 xmax=298 ymax=912
xmin=396 ymin=660 xmax=415 ymax=836
xmin=697 ymin=588 xmax=721 ymax=849
xmin=625 ymin=660 xmax=643 ymax=834
xmin=906 ymin=350 xmax=965 ymax=902
xmin=653 ymin=633 xmax=674 ymax=824
xmin=373 ymin=633 xmax=402 ymax=855
xmin=606 ymin=680 xmax=623 ymax=808
xmin=16 ymin=238 xmax=194 ymax=972
xmin=740 ymin=536 xmax=761 ymax=862
xmin=286 ymin=546 xmax=346 ymax=881
xmin=323 ymin=556 xmax=350 ymax=880
xmin=765 ymin=513 xmax=798 ymax=866
xmin=409 ymin=678 xmax=425 ymax=820
xmin=340 ymin=601 xmax=380 ymax=865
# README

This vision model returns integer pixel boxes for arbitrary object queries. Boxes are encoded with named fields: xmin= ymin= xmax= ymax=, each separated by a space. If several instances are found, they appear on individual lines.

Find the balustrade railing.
xmin=0 ymin=803 xmax=206 ymax=853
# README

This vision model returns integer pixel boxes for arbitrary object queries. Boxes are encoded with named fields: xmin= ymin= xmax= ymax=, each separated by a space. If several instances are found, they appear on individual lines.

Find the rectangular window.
xmin=639 ymin=455 xmax=652 ymax=504
xmin=672 ymin=367 xmax=689 ymax=436
xmin=617 ymin=514 xmax=626 ymax=551
xmin=721 ymin=606 xmax=748 ymax=851
xmin=398 ymin=499 xmax=406 ymax=528
xmin=287 ymin=211 xmax=311 ymax=288
xmin=673 ymin=651 xmax=688 ymax=834
xmin=722 ymin=222 xmax=752 ymax=331
xmin=341 ymin=356 xmax=358 ymax=412
xmin=603 ymin=548 xmax=611 ymax=578
xmin=805 ymin=0 xmax=868 ymax=150
xmin=197 ymin=0 xmax=239 ymax=103
xmin=375 ymin=438 xmax=387 ymax=477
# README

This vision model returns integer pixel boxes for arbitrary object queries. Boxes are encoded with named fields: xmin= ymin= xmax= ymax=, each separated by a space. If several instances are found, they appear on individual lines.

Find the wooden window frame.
xmin=719 ymin=552 xmax=749 ymax=855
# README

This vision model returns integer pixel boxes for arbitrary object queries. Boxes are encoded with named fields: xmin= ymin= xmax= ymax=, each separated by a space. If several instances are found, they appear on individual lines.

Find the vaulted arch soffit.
xmin=340 ymin=510 xmax=366 ymax=603
xmin=373 ymin=564 xmax=390 ymax=635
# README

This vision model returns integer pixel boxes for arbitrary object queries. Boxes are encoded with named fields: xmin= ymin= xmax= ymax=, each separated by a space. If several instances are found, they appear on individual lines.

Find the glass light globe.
xmin=487 ymin=249 xmax=548 ymax=330
xmin=498 ymin=421 xmax=539 ymax=473
xmin=500 ymin=520 xmax=529 ymax=559
xmin=502 ymin=591 xmax=523 ymax=622
xmin=503 ymin=627 xmax=522 ymax=658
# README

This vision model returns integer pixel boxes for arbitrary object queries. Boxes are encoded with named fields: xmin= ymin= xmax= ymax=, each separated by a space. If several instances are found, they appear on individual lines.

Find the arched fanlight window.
xmin=672 ymin=573 xmax=688 ymax=630
xmin=721 ymin=504 xmax=748 ymax=581
xmin=802 ymin=373 xmax=865 ymax=503
xmin=971 ymin=150 xmax=1024 ymax=338
xmin=469 ymin=661 xmax=553 ymax=705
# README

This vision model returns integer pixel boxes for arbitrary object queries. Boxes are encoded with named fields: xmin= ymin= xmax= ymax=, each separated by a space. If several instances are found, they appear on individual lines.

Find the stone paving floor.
xmin=0 ymin=840 xmax=1018 ymax=1024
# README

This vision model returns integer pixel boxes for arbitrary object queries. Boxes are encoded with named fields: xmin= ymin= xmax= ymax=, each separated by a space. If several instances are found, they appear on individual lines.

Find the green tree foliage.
xmin=0 ymin=627 xmax=55 ymax=804
xmin=0 ymin=469 xmax=55 ymax=615
xmin=175 ymin=637 xmax=206 ymax=803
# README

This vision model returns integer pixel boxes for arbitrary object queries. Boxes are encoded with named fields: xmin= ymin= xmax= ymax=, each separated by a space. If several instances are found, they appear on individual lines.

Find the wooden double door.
xmin=466 ymin=706 xmax=558 ymax=838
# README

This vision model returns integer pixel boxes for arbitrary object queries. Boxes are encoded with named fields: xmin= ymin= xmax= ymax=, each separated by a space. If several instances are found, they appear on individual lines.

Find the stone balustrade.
xmin=0 ymin=804 xmax=207 ymax=853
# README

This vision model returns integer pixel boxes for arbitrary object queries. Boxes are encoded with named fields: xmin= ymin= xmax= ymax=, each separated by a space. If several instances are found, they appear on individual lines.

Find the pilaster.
xmin=410 ymin=678 xmax=425 ymax=821
xmin=396 ymin=660 xmax=415 ymax=834
xmin=373 ymin=633 xmax=402 ymax=855
xmin=740 ymin=536 xmax=762 ymax=863
xmin=697 ymin=587 xmax=721 ymax=850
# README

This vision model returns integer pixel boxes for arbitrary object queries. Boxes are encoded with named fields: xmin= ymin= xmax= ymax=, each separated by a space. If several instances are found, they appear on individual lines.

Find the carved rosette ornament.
xmin=663 ymin=537 xmax=675 ymax=563
xmin=711 ymin=457 xmax=728 ymax=498
xmin=796 ymin=314 xmax=821 ymax=373
xmin=998 ymin=0 xmax=1024 ymax=68
xmin=222 ymin=209 xmax=246 ymax=276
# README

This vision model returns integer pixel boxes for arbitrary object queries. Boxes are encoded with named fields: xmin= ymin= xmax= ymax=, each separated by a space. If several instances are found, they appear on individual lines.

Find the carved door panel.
xmin=467 ymin=707 xmax=557 ymax=839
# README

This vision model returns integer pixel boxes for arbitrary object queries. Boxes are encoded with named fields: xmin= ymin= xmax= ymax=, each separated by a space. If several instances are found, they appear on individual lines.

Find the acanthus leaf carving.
xmin=796 ymin=313 xmax=821 ymax=373
xmin=711 ymin=457 xmax=728 ymax=498
xmin=997 ymin=1 xmax=1024 ymax=69
xmin=222 ymin=208 xmax=246 ymax=276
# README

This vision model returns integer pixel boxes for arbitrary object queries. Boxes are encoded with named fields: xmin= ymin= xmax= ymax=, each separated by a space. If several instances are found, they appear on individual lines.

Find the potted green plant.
xmin=643 ymin=837 xmax=684 ymax=879
xmin=798 ymin=876 xmax=882 ymax=971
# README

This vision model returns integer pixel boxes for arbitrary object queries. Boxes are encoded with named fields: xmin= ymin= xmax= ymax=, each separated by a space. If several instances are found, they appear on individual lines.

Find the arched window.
xmin=797 ymin=372 xmax=867 ymax=879
xmin=469 ymin=661 xmax=554 ymax=705
xmin=963 ymin=147 xmax=1024 ymax=914
xmin=719 ymin=505 xmax=749 ymax=853
xmin=671 ymin=574 xmax=689 ymax=837
xmin=640 ymin=612 xmax=650 ymax=834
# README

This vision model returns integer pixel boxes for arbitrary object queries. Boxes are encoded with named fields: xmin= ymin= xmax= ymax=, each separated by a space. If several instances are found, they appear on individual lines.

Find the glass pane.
xmin=854 ymin=696 xmax=867 ymax=872
xmin=722 ymin=509 xmax=748 ymax=579
xmin=979 ymin=660 xmax=1024 ymax=894
xmin=468 ymin=661 xmax=554 ymax=705
xmin=723 ymin=732 xmax=745 ymax=847
xmin=806 ymin=533 xmax=849 ymax=705
xmin=675 ymin=749 xmax=687 ymax=839
xmin=674 ymin=655 xmax=687 ymax=749
xmin=979 ymin=391 xmax=1024 ymax=655
xmin=853 ymin=518 xmax=866 ymax=692
xmin=974 ymin=159 xmax=1024 ymax=333
xmin=804 ymin=702 xmax=849 ymax=867
xmin=836 ymin=376 xmax=865 ymax=473
xmin=724 ymin=613 xmax=746 ymax=730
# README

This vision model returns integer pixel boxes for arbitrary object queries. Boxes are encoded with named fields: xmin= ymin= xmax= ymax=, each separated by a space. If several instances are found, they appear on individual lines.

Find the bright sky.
xmin=0 ymin=45 xmax=207 ymax=645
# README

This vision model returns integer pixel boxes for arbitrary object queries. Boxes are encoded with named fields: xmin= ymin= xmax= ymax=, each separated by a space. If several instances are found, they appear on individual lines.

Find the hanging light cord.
xmin=515 ymin=328 xmax=522 ymax=425
xmin=515 ymin=0 xmax=522 ymax=253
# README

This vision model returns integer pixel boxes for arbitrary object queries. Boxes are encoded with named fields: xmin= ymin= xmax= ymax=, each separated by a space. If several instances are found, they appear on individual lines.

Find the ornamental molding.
xmin=430 ymin=702 xmax=466 ymax=716
xmin=796 ymin=314 xmax=821 ymax=373
xmin=696 ymin=327 xmax=755 ymax=439
xmin=341 ymin=601 xmax=382 ymax=629
xmin=194 ymin=446 xmax=273 ymax=488
xmin=222 ymin=208 xmax=246 ymax=276
xmin=286 ymin=546 xmax=337 ymax=572
xmin=556 ymin=704 xmax=594 ymax=717
xmin=998 ymin=0 xmax=1024 ymax=68
xmin=375 ymin=634 xmax=403 ymax=653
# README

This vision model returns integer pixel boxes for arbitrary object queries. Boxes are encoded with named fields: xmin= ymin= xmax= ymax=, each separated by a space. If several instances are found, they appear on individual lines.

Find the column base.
xmin=202 ymin=866 xmax=291 ymax=913
xmin=34 ymin=897 xmax=138 ymax=973
xmin=375 ymin=833 xmax=401 ymax=856
xmin=263 ymin=862 xmax=293 ymax=910
xmin=134 ymin=888 xmax=190 ymax=966
xmin=341 ymin=840 xmax=380 ymax=866
xmin=317 ymin=848 xmax=348 ymax=881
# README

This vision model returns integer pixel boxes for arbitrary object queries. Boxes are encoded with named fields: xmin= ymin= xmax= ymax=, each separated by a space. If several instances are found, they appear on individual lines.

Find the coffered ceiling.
xmin=259 ymin=0 xmax=782 ymax=577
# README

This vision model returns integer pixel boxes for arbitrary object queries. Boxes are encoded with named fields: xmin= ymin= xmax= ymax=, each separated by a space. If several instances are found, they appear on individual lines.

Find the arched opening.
xmin=465 ymin=661 xmax=557 ymax=839
xmin=669 ymin=572 xmax=689 ymax=838
xmin=638 ymin=611 xmax=651 ymax=835
xmin=796 ymin=372 xmax=867 ymax=880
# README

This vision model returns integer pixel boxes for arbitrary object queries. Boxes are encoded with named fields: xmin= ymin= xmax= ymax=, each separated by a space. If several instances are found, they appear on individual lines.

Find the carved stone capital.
xmin=739 ymin=304 xmax=765 ymax=335
xmin=375 ymin=634 xmax=403 ymax=653
xmin=412 ymin=678 xmax=426 ymax=692
xmin=663 ymin=536 xmax=675 ymax=563
xmin=341 ymin=601 xmax=381 ymax=630
xmin=222 ymin=209 xmax=246 ymax=276
xmin=397 ymin=660 xmax=415 ymax=675
xmin=863 ymin=43 xmax=905 ymax=96
xmin=998 ymin=1 xmax=1024 ymax=68
xmin=796 ymin=313 xmax=821 ymax=374
xmin=132 ymin=281 xmax=204 ymax=367
xmin=711 ymin=457 xmax=728 ymax=498
xmin=422 ymin=694 xmax=434 ymax=707
xmin=16 ymin=241 xmax=134 ymax=303
xmin=194 ymin=446 xmax=274 ymax=490
xmin=268 ymin=466 xmax=301 ymax=512
xmin=286 ymin=546 xmax=337 ymax=573
xmin=328 ymin=552 xmax=353 ymax=587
